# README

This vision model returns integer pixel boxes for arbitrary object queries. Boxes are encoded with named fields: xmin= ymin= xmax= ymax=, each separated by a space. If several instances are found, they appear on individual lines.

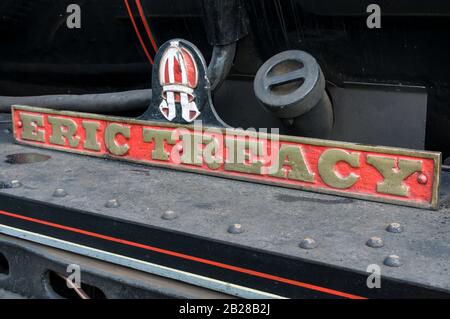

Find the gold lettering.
xmin=318 ymin=149 xmax=360 ymax=189
xmin=225 ymin=138 xmax=263 ymax=175
xmin=48 ymin=116 xmax=80 ymax=147
xmin=20 ymin=113 xmax=45 ymax=142
xmin=178 ymin=133 xmax=201 ymax=166
xmin=367 ymin=156 xmax=422 ymax=197
xmin=269 ymin=145 xmax=314 ymax=182
xmin=203 ymin=136 xmax=222 ymax=170
xmin=104 ymin=123 xmax=130 ymax=156
xmin=82 ymin=121 xmax=101 ymax=151
xmin=142 ymin=129 xmax=176 ymax=161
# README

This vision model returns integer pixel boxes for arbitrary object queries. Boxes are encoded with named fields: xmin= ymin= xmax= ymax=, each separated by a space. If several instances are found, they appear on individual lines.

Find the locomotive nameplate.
xmin=12 ymin=105 xmax=441 ymax=209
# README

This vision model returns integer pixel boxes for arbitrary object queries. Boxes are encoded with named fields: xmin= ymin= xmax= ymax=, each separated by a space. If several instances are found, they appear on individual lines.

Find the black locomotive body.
xmin=1 ymin=0 xmax=449 ymax=158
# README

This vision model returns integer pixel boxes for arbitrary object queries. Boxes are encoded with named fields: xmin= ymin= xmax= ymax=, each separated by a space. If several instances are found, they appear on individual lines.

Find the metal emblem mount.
xmin=139 ymin=39 xmax=226 ymax=127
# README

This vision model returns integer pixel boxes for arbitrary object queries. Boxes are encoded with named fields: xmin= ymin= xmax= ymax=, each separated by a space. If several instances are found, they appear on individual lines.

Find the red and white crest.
xmin=158 ymin=41 xmax=201 ymax=122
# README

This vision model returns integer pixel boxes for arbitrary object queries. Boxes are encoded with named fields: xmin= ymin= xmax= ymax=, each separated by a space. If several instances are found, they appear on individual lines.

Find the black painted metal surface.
xmin=0 ymin=233 xmax=230 ymax=299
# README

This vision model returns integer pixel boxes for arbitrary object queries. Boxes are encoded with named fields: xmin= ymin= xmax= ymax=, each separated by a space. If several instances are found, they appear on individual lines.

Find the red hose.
xmin=124 ymin=0 xmax=154 ymax=65
xmin=135 ymin=0 xmax=158 ymax=54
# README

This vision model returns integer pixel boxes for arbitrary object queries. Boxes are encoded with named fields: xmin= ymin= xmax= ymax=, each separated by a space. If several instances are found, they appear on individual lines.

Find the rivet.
xmin=228 ymin=223 xmax=244 ymax=234
xmin=366 ymin=237 xmax=384 ymax=248
xmin=17 ymin=121 xmax=23 ymax=128
xmin=9 ymin=180 xmax=21 ymax=189
xmin=161 ymin=210 xmax=178 ymax=220
xmin=417 ymin=173 xmax=428 ymax=185
xmin=53 ymin=188 xmax=68 ymax=198
xmin=105 ymin=199 xmax=120 ymax=208
xmin=386 ymin=223 xmax=403 ymax=233
xmin=299 ymin=237 xmax=318 ymax=250
xmin=384 ymin=255 xmax=402 ymax=267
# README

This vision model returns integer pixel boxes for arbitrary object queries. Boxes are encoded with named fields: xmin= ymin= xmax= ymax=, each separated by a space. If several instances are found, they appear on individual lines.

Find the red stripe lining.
xmin=124 ymin=0 xmax=154 ymax=65
xmin=134 ymin=0 xmax=159 ymax=53
xmin=0 ymin=209 xmax=366 ymax=299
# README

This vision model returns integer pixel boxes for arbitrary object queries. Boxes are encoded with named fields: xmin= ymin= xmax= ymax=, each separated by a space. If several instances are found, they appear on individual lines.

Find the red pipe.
xmin=135 ymin=0 xmax=159 ymax=53
xmin=124 ymin=0 xmax=154 ymax=65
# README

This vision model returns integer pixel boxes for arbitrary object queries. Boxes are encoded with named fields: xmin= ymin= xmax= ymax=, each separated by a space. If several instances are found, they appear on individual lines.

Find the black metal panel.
xmin=0 ymin=233 xmax=229 ymax=299
xmin=0 ymin=193 xmax=448 ymax=299
xmin=328 ymin=84 xmax=427 ymax=149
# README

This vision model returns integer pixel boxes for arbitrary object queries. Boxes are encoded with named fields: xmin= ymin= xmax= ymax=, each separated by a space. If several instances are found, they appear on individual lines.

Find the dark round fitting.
xmin=254 ymin=50 xmax=326 ymax=119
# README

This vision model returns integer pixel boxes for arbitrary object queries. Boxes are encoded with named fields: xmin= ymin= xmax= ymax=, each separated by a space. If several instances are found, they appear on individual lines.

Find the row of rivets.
xmin=3 ymin=183 xmax=406 ymax=267
xmin=296 ymin=223 xmax=405 ymax=267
